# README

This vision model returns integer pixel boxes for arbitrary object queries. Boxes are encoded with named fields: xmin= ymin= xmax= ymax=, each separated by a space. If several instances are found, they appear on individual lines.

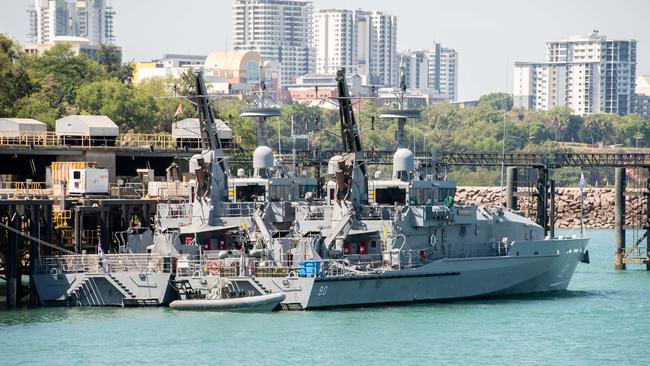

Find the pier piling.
xmin=29 ymin=204 xmax=40 ymax=305
xmin=6 ymin=205 xmax=18 ymax=307
xmin=550 ymin=179 xmax=556 ymax=239
xmin=614 ymin=167 xmax=626 ymax=270
xmin=506 ymin=167 xmax=517 ymax=210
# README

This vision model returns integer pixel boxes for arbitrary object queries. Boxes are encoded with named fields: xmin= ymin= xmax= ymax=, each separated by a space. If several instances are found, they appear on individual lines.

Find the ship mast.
xmin=333 ymin=68 xmax=368 ymax=207
xmin=192 ymin=71 xmax=228 ymax=224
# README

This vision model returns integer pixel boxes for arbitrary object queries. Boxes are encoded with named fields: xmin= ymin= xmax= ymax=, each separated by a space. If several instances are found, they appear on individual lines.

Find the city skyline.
xmin=1 ymin=0 xmax=649 ymax=100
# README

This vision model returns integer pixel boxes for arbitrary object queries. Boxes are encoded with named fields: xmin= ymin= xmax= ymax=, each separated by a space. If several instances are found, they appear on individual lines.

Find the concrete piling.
xmin=614 ymin=167 xmax=626 ymax=270
xmin=506 ymin=167 xmax=517 ymax=210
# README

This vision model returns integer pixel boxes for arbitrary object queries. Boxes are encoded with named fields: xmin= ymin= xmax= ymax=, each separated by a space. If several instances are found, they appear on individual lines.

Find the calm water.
xmin=1 ymin=229 xmax=649 ymax=366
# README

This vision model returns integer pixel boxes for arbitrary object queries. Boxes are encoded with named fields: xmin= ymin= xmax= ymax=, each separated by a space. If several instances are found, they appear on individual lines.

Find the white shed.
xmin=55 ymin=115 xmax=119 ymax=137
xmin=172 ymin=118 xmax=232 ymax=140
xmin=0 ymin=118 xmax=47 ymax=137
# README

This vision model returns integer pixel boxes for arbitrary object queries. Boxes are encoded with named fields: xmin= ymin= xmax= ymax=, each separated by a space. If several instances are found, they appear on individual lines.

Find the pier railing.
xmin=38 ymin=254 xmax=169 ymax=274
xmin=0 ymin=132 xmax=239 ymax=151
xmin=0 ymin=181 xmax=49 ymax=199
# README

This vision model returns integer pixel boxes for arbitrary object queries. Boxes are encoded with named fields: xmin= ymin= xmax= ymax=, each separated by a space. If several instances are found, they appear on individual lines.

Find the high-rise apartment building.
xmin=232 ymin=0 xmax=313 ymax=87
xmin=634 ymin=75 xmax=650 ymax=118
xmin=514 ymin=31 xmax=637 ymax=115
xmin=399 ymin=43 xmax=458 ymax=101
xmin=27 ymin=0 xmax=115 ymax=46
xmin=313 ymin=9 xmax=397 ymax=86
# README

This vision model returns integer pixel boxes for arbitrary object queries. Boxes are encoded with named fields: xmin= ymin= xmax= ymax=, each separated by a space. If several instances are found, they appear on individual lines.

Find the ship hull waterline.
xmin=256 ymin=237 xmax=589 ymax=310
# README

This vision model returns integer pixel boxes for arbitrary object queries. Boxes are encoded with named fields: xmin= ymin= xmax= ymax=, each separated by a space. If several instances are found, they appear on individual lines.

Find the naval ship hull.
xmin=257 ymin=237 xmax=588 ymax=310
xmin=33 ymin=272 xmax=175 ymax=306
xmin=33 ymin=254 xmax=176 ymax=306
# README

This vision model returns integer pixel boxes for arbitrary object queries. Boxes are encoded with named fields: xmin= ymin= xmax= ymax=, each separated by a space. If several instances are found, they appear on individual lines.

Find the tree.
xmin=137 ymin=76 xmax=194 ymax=132
xmin=15 ymin=92 xmax=59 ymax=128
xmin=96 ymin=44 xmax=133 ymax=85
xmin=76 ymin=80 xmax=158 ymax=132
xmin=22 ymin=44 xmax=106 ymax=107
xmin=0 ymin=34 xmax=33 ymax=117
xmin=547 ymin=106 xmax=572 ymax=141
xmin=582 ymin=114 xmax=615 ymax=145
xmin=478 ymin=92 xmax=513 ymax=111
xmin=613 ymin=114 xmax=649 ymax=147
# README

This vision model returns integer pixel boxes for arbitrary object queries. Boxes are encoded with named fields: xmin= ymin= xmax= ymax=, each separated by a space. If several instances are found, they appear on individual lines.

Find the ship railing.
xmin=109 ymin=182 xmax=146 ymax=198
xmin=38 ymin=254 xmax=169 ymax=274
xmin=223 ymin=202 xmax=256 ymax=217
xmin=302 ymin=206 xmax=325 ymax=221
xmin=360 ymin=206 xmax=397 ymax=220
xmin=319 ymin=258 xmax=386 ymax=278
xmin=175 ymin=257 xmax=292 ymax=278
xmin=157 ymin=203 xmax=193 ymax=219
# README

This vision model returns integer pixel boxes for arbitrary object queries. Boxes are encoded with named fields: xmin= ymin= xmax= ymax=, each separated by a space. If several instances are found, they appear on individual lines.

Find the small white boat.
xmin=169 ymin=276 xmax=284 ymax=312
xmin=169 ymin=292 xmax=285 ymax=312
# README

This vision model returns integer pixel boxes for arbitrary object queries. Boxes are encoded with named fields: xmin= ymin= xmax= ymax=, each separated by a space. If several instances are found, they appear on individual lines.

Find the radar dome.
xmin=392 ymin=148 xmax=414 ymax=179
xmin=253 ymin=146 xmax=274 ymax=169
xmin=327 ymin=155 xmax=343 ymax=175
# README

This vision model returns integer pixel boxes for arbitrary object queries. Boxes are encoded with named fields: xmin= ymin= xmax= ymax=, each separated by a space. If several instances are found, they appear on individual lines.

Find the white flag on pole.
xmin=579 ymin=172 xmax=586 ymax=193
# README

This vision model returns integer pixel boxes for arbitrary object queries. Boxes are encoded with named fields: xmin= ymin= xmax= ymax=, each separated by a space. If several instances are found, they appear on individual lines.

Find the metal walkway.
xmin=228 ymin=150 xmax=650 ymax=168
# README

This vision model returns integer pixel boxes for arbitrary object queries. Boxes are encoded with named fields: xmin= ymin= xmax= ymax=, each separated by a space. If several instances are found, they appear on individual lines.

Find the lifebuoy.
xmin=50 ymin=267 xmax=59 ymax=276
xmin=208 ymin=261 xmax=221 ymax=275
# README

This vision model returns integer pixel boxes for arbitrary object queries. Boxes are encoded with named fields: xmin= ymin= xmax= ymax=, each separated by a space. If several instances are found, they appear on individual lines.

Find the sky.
xmin=1 ymin=0 xmax=649 ymax=100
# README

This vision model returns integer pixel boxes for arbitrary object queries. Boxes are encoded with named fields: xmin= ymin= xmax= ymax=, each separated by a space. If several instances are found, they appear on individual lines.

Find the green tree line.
xmin=1 ymin=34 xmax=648 ymax=186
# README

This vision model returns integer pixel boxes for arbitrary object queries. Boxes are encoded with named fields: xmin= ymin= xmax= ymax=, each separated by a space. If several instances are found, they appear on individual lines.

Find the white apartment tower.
xmin=27 ymin=0 xmax=115 ymax=45
xmin=514 ymin=31 xmax=637 ymax=115
xmin=313 ymin=9 xmax=397 ymax=86
xmin=232 ymin=0 xmax=313 ymax=86
xmin=399 ymin=43 xmax=458 ymax=101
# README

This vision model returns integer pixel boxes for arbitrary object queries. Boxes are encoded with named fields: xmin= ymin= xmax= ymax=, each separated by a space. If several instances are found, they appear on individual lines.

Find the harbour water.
xmin=1 ymin=229 xmax=649 ymax=365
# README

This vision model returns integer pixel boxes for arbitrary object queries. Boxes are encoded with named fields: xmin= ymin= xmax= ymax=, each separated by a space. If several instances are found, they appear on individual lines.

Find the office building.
xmin=399 ymin=43 xmax=458 ymax=101
xmin=314 ymin=9 xmax=397 ymax=86
xmin=27 ymin=0 xmax=115 ymax=46
xmin=232 ymin=0 xmax=313 ymax=87
xmin=514 ymin=31 xmax=637 ymax=115
xmin=634 ymin=75 xmax=650 ymax=118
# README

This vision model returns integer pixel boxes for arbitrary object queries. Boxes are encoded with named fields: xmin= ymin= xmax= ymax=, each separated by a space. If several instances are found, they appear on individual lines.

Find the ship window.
xmin=269 ymin=185 xmax=292 ymax=202
xmin=299 ymin=184 xmax=317 ymax=198
xmin=410 ymin=188 xmax=433 ymax=205
xmin=375 ymin=187 xmax=406 ymax=205
xmin=73 ymin=171 xmax=81 ymax=179
xmin=438 ymin=188 xmax=456 ymax=203
xmin=235 ymin=184 xmax=265 ymax=202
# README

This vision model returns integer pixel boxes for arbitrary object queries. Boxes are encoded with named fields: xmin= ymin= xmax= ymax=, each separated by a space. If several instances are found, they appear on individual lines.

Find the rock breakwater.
xmin=455 ymin=187 xmax=648 ymax=228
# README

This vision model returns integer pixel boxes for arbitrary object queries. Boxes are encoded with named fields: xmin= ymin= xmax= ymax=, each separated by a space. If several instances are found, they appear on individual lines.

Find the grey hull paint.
xmin=257 ymin=237 xmax=588 ymax=309
xmin=33 ymin=272 xmax=173 ymax=306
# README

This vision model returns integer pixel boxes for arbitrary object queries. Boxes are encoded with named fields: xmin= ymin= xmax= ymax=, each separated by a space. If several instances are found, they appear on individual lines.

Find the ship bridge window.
xmin=236 ymin=184 xmax=265 ymax=202
xmin=410 ymin=188 xmax=433 ymax=205
xmin=269 ymin=185 xmax=292 ymax=202
xmin=375 ymin=187 xmax=406 ymax=205
xmin=438 ymin=188 xmax=456 ymax=204
xmin=299 ymin=184 xmax=318 ymax=199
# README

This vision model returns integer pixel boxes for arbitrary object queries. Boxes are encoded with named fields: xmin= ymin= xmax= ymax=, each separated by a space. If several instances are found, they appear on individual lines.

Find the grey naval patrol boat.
xmin=32 ymin=71 xmax=315 ymax=306
xmin=245 ymin=68 xmax=590 ymax=309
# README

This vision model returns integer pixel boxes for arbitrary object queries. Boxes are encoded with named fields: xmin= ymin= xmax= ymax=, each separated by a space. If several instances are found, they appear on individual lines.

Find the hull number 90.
xmin=318 ymin=285 xmax=328 ymax=297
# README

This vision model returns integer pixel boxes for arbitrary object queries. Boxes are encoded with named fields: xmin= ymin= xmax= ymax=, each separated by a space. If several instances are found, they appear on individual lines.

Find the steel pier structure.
xmin=2 ymin=144 xmax=650 ymax=308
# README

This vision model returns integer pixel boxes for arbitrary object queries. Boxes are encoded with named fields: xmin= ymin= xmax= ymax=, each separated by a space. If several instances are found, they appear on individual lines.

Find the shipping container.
xmin=51 ymin=162 xmax=91 ymax=196
xmin=68 ymin=168 xmax=109 ymax=195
